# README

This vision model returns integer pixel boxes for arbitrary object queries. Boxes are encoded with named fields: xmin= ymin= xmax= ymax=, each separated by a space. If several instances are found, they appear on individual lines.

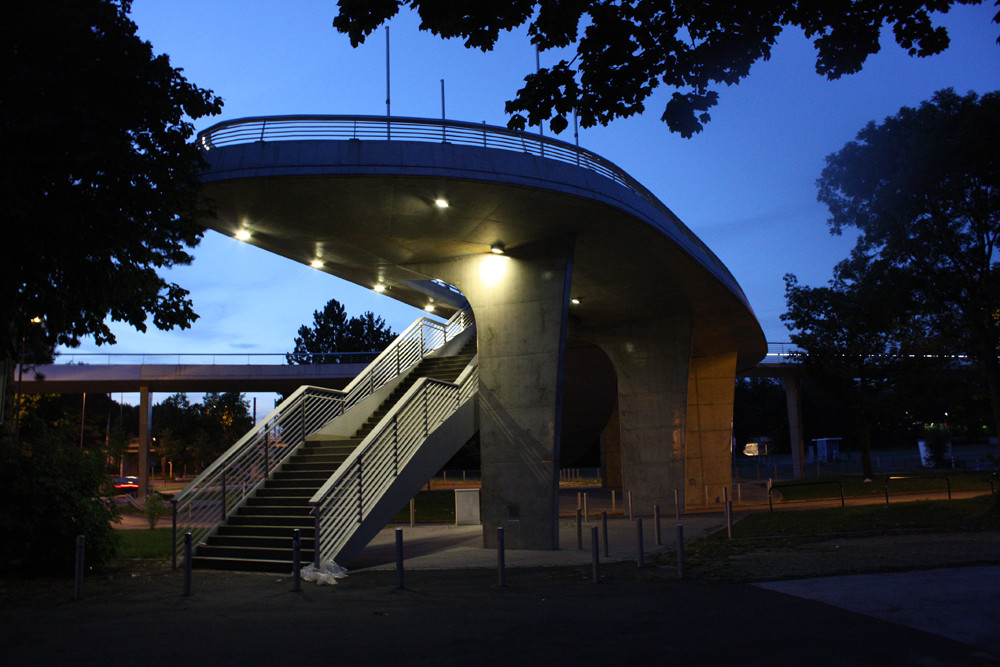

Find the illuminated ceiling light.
xmin=374 ymin=283 xmax=386 ymax=293
xmin=490 ymin=242 xmax=505 ymax=255
xmin=235 ymin=229 xmax=251 ymax=241
xmin=434 ymin=198 xmax=449 ymax=208
xmin=570 ymin=298 xmax=581 ymax=305
xmin=424 ymin=304 xmax=435 ymax=312
xmin=310 ymin=259 xmax=324 ymax=269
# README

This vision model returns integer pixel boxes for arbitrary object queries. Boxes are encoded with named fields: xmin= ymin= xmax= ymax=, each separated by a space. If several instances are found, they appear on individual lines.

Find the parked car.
xmin=113 ymin=476 xmax=139 ymax=491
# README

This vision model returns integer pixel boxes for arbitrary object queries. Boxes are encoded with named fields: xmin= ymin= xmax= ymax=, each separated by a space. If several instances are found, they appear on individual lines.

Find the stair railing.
xmin=310 ymin=355 xmax=479 ymax=565
xmin=170 ymin=308 xmax=473 ymax=565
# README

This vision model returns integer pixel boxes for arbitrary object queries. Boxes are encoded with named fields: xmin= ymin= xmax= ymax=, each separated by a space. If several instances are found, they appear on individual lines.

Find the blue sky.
xmin=63 ymin=2 xmax=999 ymax=415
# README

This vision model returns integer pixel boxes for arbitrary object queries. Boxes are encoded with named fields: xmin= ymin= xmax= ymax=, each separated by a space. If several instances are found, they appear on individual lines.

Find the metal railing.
xmin=170 ymin=308 xmax=474 ymax=564
xmin=310 ymin=356 xmax=479 ymax=565
xmin=53 ymin=351 xmax=380 ymax=365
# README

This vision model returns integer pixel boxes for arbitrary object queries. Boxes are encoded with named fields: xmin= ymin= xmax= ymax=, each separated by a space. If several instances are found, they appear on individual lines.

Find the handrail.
xmin=195 ymin=115 xmax=740 ymax=298
xmin=309 ymin=355 xmax=479 ymax=565
xmin=170 ymin=307 xmax=473 ymax=565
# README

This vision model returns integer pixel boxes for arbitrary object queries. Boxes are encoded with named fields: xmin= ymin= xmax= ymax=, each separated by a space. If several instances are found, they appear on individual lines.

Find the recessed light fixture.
xmin=374 ymin=283 xmax=386 ymax=292
xmin=424 ymin=304 xmax=435 ymax=312
xmin=235 ymin=229 xmax=251 ymax=241
xmin=570 ymin=298 xmax=581 ymax=305
xmin=434 ymin=198 xmax=449 ymax=208
xmin=310 ymin=259 xmax=324 ymax=269
xmin=490 ymin=242 xmax=505 ymax=255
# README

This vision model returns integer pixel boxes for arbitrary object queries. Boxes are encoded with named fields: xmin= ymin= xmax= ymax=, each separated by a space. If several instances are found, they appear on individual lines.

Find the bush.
xmin=0 ymin=442 xmax=119 ymax=574
xmin=144 ymin=492 xmax=168 ymax=529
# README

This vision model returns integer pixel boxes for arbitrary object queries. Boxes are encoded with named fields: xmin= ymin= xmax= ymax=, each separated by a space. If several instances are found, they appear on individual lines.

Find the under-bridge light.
xmin=434 ymin=198 xmax=449 ymax=208
xmin=310 ymin=259 xmax=324 ymax=269
xmin=235 ymin=229 xmax=251 ymax=241
xmin=374 ymin=283 xmax=386 ymax=293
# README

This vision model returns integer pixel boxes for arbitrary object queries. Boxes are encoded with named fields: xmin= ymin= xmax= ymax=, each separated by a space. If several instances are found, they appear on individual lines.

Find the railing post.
xmin=263 ymin=430 xmax=270 ymax=477
xmin=423 ymin=388 xmax=428 ymax=436
xmin=313 ymin=507 xmax=322 ymax=564
xmin=393 ymin=416 xmax=399 ymax=477
xmin=357 ymin=458 xmax=364 ymax=523
xmin=301 ymin=396 xmax=307 ymax=441
xmin=170 ymin=498 xmax=178 ymax=570
xmin=221 ymin=471 xmax=227 ymax=522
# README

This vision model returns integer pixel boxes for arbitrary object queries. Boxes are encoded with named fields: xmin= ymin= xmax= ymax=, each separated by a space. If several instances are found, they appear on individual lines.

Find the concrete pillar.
xmin=685 ymin=353 xmax=737 ymax=509
xmin=600 ymin=398 xmax=622 ymax=489
xmin=137 ymin=386 xmax=152 ymax=498
xmin=588 ymin=317 xmax=693 ymax=512
xmin=413 ymin=237 xmax=574 ymax=549
xmin=784 ymin=372 xmax=805 ymax=479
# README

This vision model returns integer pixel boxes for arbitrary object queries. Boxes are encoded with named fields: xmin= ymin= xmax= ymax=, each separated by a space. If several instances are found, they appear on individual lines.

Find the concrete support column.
xmin=685 ymin=353 xmax=737 ymax=509
xmin=784 ymin=372 xmax=805 ymax=479
xmin=137 ymin=386 xmax=152 ymax=498
xmin=600 ymin=398 xmax=622 ymax=489
xmin=589 ymin=317 xmax=693 ymax=512
xmin=413 ymin=237 xmax=574 ymax=550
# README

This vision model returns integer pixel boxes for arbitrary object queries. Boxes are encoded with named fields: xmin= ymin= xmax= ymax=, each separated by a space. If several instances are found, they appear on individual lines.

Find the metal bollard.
xmin=726 ymin=500 xmax=734 ymax=540
xmin=576 ymin=509 xmax=583 ymax=550
xmin=292 ymin=529 xmax=302 ymax=592
xmin=73 ymin=535 xmax=85 ymax=601
xmin=627 ymin=490 xmax=633 ymax=520
xmin=611 ymin=489 xmax=616 ymax=513
xmin=601 ymin=511 xmax=609 ymax=557
xmin=591 ymin=526 xmax=600 ymax=584
xmin=674 ymin=488 xmax=680 ymax=521
xmin=635 ymin=517 xmax=644 ymax=567
xmin=395 ymin=529 xmax=405 ymax=590
xmin=409 ymin=498 xmax=415 ymax=527
xmin=183 ymin=532 xmax=192 ymax=596
xmin=497 ymin=527 xmax=506 ymax=588
xmin=654 ymin=504 xmax=662 ymax=546
xmin=583 ymin=492 xmax=589 ymax=523
xmin=676 ymin=524 xmax=685 ymax=579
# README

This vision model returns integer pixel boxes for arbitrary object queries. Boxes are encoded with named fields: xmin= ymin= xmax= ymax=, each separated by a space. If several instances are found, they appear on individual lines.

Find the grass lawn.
xmin=773 ymin=471 xmax=996 ymax=502
xmin=116 ymin=528 xmax=173 ymax=560
xmin=734 ymin=494 xmax=999 ymax=540
xmin=389 ymin=489 xmax=457 ymax=523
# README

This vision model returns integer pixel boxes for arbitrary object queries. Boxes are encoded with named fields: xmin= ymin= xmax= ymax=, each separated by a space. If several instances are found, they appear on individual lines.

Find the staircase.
xmin=191 ymin=339 xmax=477 ymax=573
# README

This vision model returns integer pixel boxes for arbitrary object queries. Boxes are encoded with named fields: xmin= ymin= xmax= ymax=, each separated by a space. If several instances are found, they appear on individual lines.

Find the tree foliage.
xmin=288 ymin=299 xmax=396 ymax=364
xmin=0 ymin=0 xmax=223 ymax=421
xmin=783 ymin=251 xmax=927 ymax=476
xmin=333 ymin=0 xmax=993 ymax=137
xmin=816 ymin=88 xmax=1000 ymax=454
xmin=154 ymin=392 xmax=253 ymax=475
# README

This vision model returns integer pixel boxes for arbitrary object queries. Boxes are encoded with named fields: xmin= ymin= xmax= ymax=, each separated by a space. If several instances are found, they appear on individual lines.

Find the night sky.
xmin=61 ymin=2 xmax=1000 ymax=414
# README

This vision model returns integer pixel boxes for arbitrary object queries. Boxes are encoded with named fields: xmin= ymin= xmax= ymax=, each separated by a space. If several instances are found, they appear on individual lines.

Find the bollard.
xmin=726 ymin=500 xmax=734 ymax=540
xmin=577 ymin=491 xmax=581 ymax=510
xmin=611 ymin=489 xmax=617 ymax=513
xmin=410 ymin=498 xmax=415 ymax=527
xmin=73 ymin=535 xmax=85 ymax=601
xmin=497 ymin=527 xmax=506 ymax=588
xmin=676 ymin=524 xmax=685 ymax=579
xmin=583 ymin=492 xmax=589 ymax=523
xmin=674 ymin=488 xmax=680 ymax=521
xmin=183 ymin=532 xmax=192 ymax=597
xmin=591 ymin=526 xmax=600 ymax=583
xmin=654 ymin=504 xmax=662 ymax=546
xmin=627 ymin=490 xmax=633 ymax=520
xmin=395 ymin=529 xmax=405 ymax=590
xmin=635 ymin=517 xmax=644 ymax=567
xmin=601 ymin=511 xmax=610 ymax=557
xmin=292 ymin=529 xmax=302 ymax=592
xmin=576 ymin=509 xmax=583 ymax=550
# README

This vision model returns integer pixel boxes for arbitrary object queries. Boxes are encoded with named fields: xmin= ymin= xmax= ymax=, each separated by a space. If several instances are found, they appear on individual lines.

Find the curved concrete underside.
xmin=200 ymin=139 xmax=765 ymax=370
xmin=199 ymin=135 xmax=766 ymax=548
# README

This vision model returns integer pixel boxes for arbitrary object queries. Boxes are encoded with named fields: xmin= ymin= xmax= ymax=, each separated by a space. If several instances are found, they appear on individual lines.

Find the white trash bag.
xmin=300 ymin=560 xmax=348 ymax=585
